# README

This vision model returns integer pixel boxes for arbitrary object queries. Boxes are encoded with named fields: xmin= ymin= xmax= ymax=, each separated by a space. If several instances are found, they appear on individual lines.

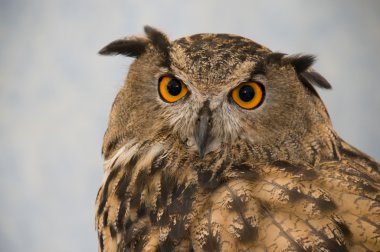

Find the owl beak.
xmin=196 ymin=101 xmax=212 ymax=159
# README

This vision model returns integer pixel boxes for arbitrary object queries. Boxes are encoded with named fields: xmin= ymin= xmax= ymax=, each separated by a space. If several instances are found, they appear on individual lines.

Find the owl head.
xmin=100 ymin=26 xmax=332 ymax=162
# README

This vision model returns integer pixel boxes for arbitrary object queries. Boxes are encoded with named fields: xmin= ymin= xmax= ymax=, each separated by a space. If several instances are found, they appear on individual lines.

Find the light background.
xmin=1 ymin=0 xmax=379 ymax=251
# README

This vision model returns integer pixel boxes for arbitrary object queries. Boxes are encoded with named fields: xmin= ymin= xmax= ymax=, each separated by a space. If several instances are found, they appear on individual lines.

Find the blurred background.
xmin=1 ymin=0 xmax=379 ymax=251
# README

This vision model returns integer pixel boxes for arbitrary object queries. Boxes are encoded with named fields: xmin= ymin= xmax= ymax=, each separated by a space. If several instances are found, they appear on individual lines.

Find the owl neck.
xmin=103 ymin=123 xmax=341 ymax=191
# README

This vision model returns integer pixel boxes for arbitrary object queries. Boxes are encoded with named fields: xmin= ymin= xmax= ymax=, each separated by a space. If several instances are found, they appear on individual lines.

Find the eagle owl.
xmin=96 ymin=26 xmax=380 ymax=251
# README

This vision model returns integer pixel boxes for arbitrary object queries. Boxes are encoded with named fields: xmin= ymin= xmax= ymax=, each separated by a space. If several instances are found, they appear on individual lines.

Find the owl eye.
xmin=159 ymin=76 xmax=188 ymax=103
xmin=231 ymin=81 xmax=264 ymax=109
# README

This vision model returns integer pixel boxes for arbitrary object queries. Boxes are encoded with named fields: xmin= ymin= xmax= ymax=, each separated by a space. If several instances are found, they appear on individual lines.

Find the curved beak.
xmin=195 ymin=101 xmax=212 ymax=159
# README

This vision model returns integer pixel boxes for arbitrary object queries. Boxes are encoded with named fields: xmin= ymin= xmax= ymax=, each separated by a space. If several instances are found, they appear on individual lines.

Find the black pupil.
xmin=167 ymin=79 xmax=182 ymax=96
xmin=239 ymin=85 xmax=255 ymax=102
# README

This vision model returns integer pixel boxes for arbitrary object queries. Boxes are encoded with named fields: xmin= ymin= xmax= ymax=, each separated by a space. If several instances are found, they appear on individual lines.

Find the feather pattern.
xmin=96 ymin=137 xmax=380 ymax=251
xmin=96 ymin=27 xmax=380 ymax=251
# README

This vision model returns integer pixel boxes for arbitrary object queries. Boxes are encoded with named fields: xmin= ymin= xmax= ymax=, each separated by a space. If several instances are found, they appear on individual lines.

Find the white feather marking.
xmin=138 ymin=144 xmax=164 ymax=169
xmin=103 ymin=139 xmax=138 ymax=172
xmin=127 ymin=144 xmax=164 ymax=191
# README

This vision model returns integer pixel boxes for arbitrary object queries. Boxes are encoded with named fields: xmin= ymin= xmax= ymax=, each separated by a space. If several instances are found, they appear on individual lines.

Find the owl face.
xmin=101 ymin=27 xmax=331 ymax=160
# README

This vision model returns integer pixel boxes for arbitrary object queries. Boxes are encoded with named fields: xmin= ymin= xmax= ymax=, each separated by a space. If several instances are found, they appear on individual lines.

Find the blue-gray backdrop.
xmin=1 ymin=1 xmax=379 ymax=251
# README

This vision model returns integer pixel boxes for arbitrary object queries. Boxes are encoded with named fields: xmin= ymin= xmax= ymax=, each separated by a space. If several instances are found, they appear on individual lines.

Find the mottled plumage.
xmin=96 ymin=26 xmax=380 ymax=251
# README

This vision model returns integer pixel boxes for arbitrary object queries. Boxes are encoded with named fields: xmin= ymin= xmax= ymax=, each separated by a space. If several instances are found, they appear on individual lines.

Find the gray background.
xmin=1 ymin=0 xmax=379 ymax=251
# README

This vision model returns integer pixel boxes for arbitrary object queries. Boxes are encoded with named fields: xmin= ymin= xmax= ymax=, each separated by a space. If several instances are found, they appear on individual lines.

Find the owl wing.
xmin=190 ymin=142 xmax=380 ymax=251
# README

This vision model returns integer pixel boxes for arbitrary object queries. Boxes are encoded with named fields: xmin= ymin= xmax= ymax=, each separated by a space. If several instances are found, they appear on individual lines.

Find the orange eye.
xmin=231 ymin=82 xmax=264 ymax=109
xmin=159 ymin=76 xmax=188 ymax=103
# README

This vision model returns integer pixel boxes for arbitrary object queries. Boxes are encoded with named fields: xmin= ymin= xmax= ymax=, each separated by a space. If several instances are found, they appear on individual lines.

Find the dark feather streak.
xmin=238 ymin=225 xmax=258 ymax=243
xmin=116 ymin=201 xmax=127 ymax=230
xmin=98 ymin=233 xmax=104 ymax=251
xmin=135 ymin=236 xmax=146 ymax=252
xmin=231 ymin=163 xmax=259 ymax=180
xmin=332 ymin=219 xmax=352 ymax=240
xmin=171 ymin=182 xmax=186 ymax=201
xmin=341 ymin=167 xmax=379 ymax=193
xmin=135 ymin=170 xmax=148 ymax=193
xmin=341 ymin=147 xmax=380 ymax=174
xmin=102 ymin=209 xmax=109 ymax=226
xmin=272 ymin=160 xmax=302 ymax=173
xmin=203 ymin=209 xmax=221 ymax=251
xmin=159 ymin=237 xmax=175 ymax=252
xmin=166 ymin=183 xmax=197 ymax=216
xmin=130 ymin=192 xmax=141 ymax=209
xmin=167 ymin=218 xmax=186 ymax=241
xmin=115 ymin=155 xmax=138 ymax=200
xmin=197 ymin=169 xmax=212 ymax=185
xmin=267 ymin=177 xmax=336 ymax=211
xmin=272 ymin=160 xmax=318 ymax=179
xmin=97 ymin=166 xmax=119 ymax=216
xmin=137 ymin=202 xmax=147 ymax=218
xmin=225 ymin=185 xmax=259 ymax=242
xmin=303 ymin=219 xmax=348 ymax=252
xmin=157 ymin=209 xmax=170 ymax=226
xmin=158 ymin=173 xmax=177 ymax=208
xmin=124 ymin=218 xmax=133 ymax=232
xmin=109 ymin=224 xmax=117 ymax=238
xmin=149 ymin=210 xmax=158 ymax=225
xmin=314 ymin=197 xmax=337 ymax=211
xmin=182 ymin=184 xmax=197 ymax=213
xmin=125 ymin=225 xmax=149 ymax=248
xmin=269 ymin=213 xmax=307 ymax=252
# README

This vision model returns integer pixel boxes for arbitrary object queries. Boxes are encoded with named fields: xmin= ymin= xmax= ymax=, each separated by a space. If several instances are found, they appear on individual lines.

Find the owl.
xmin=95 ymin=26 xmax=380 ymax=251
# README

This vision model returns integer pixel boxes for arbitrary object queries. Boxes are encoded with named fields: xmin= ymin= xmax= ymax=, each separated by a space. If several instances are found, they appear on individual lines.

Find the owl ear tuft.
xmin=144 ymin=26 xmax=171 ymax=56
xmin=99 ymin=26 xmax=171 ymax=64
xmin=262 ymin=53 xmax=331 ymax=90
xmin=285 ymin=54 xmax=332 ymax=90
xmin=99 ymin=37 xmax=149 ymax=58
xmin=299 ymin=71 xmax=331 ymax=89
xmin=286 ymin=54 xmax=315 ymax=73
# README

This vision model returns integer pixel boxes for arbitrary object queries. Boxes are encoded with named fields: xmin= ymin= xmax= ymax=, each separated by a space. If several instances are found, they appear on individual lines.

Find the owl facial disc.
xmin=195 ymin=100 xmax=212 ymax=158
